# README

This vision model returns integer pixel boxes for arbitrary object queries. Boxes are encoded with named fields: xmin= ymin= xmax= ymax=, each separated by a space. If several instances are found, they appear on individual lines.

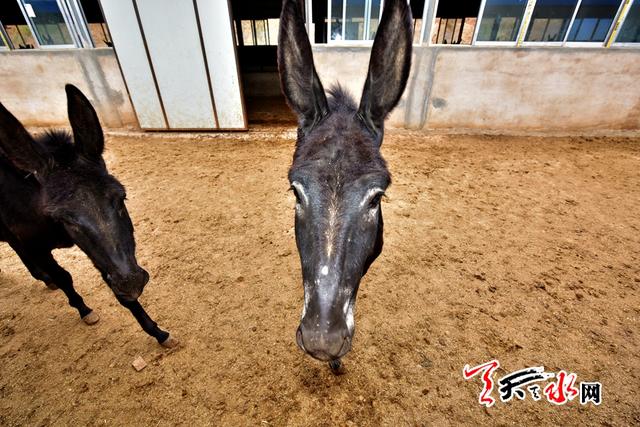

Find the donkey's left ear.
xmin=278 ymin=0 xmax=328 ymax=133
xmin=358 ymin=0 xmax=412 ymax=137
xmin=66 ymin=84 xmax=104 ymax=161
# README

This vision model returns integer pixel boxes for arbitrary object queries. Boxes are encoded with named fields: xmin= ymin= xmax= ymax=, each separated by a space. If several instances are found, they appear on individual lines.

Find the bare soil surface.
xmin=1 ymin=129 xmax=639 ymax=426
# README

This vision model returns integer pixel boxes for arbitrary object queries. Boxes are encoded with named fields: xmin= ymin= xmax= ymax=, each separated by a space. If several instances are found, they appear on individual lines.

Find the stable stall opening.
xmin=230 ymin=0 xmax=296 ymax=125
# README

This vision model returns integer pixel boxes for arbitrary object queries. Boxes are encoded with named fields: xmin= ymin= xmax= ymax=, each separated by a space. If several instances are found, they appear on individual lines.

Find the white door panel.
xmin=135 ymin=0 xmax=216 ymax=129
xmin=98 ymin=0 xmax=166 ymax=128
xmin=100 ymin=0 xmax=246 ymax=130
xmin=196 ymin=0 xmax=245 ymax=129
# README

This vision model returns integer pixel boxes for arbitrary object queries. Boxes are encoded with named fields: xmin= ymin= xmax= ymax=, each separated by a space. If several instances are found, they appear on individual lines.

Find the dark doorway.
xmin=229 ymin=0 xmax=296 ymax=125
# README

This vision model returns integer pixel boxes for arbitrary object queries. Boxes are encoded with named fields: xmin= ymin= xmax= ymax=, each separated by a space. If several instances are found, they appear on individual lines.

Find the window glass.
xmin=566 ymin=0 xmax=621 ymax=42
xmin=330 ymin=0 xmax=343 ymax=40
xmin=267 ymin=18 xmax=279 ymax=45
xmin=617 ymin=0 xmax=640 ymax=42
xmin=22 ymin=0 xmax=74 ymax=45
xmin=4 ymin=24 xmax=36 ymax=48
xmin=241 ymin=20 xmax=254 ymax=45
xmin=477 ymin=0 xmax=528 ymax=41
xmin=79 ymin=0 xmax=112 ymax=47
xmin=369 ymin=0 xmax=382 ymax=39
xmin=525 ymin=0 xmax=580 ymax=42
xmin=431 ymin=0 xmax=482 ymax=44
xmin=345 ymin=0 xmax=366 ymax=40
xmin=255 ymin=19 xmax=267 ymax=45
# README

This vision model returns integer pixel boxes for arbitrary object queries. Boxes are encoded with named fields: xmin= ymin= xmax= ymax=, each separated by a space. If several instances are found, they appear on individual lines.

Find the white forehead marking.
xmin=291 ymin=181 xmax=308 ymax=205
xmin=320 ymin=265 xmax=329 ymax=275
xmin=326 ymin=200 xmax=338 ymax=257
xmin=360 ymin=187 xmax=384 ymax=208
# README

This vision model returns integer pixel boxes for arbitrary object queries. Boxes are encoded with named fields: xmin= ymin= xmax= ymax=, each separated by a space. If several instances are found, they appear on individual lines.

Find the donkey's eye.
xmin=369 ymin=192 xmax=384 ymax=209
xmin=290 ymin=186 xmax=302 ymax=204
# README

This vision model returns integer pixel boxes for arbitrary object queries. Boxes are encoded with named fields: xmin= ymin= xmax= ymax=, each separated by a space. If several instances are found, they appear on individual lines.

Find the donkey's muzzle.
xmin=108 ymin=267 xmax=149 ymax=301
xmin=296 ymin=323 xmax=352 ymax=362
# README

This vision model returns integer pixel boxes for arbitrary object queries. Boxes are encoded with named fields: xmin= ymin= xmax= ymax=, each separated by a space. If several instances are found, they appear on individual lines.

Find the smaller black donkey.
xmin=0 ymin=85 xmax=176 ymax=347
xmin=279 ymin=0 xmax=412 ymax=372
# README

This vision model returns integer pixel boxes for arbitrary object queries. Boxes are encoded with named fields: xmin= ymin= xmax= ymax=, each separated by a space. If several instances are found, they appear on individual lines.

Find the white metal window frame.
xmin=428 ymin=0 xmax=636 ymax=48
xmin=326 ymin=0 xmax=430 ymax=46
xmin=612 ymin=0 xmax=640 ymax=46
xmin=0 ymin=19 xmax=12 ymax=49
xmin=15 ymin=0 xmax=95 ymax=49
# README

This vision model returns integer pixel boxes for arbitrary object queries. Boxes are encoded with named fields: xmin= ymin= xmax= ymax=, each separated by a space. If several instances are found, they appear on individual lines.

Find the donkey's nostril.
xmin=296 ymin=327 xmax=306 ymax=352
xmin=338 ymin=335 xmax=352 ymax=356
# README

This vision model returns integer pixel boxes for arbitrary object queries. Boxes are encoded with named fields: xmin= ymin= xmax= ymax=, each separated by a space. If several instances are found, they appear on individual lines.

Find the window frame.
xmin=471 ymin=0 xmax=529 ymax=47
xmin=519 ymin=0 xmax=582 ymax=46
xmin=326 ymin=0 xmax=431 ymax=46
xmin=0 ymin=19 xmax=13 ymax=50
xmin=14 ymin=0 xmax=97 ymax=49
xmin=611 ymin=0 xmax=640 ymax=45
xmin=562 ymin=0 xmax=624 ymax=46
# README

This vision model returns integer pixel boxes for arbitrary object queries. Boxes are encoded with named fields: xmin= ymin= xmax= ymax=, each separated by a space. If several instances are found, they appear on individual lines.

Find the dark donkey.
xmin=278 ymin=0 xmax=412 ymax=371
xmin=0 ymin=85 xmax=176 ymax=347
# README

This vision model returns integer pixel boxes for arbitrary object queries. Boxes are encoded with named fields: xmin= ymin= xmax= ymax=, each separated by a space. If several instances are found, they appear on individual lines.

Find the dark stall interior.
xmin=230 ymin=0 xmax=294 ymax=124
xmin=227 ymin=0 xmax=428 ymax=124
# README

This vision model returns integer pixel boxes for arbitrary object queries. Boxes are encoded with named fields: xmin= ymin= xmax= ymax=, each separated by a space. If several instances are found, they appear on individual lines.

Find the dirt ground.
xmin=1 ymin=128 xmax=639 ymax=426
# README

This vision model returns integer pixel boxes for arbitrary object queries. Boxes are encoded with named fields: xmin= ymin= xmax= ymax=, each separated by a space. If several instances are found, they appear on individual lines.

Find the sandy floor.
xmin=1 ymin=129 xmax=639 ymax=426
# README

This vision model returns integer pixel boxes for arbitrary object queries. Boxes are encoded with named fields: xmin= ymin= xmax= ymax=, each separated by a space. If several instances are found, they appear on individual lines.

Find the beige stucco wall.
xmin=312 ymin=45 xmax=640 ymax=133
xmin=1 ymin=46 xmax=639 ymax=133
xmin=0 ymin=48 xmax=137 ymax=129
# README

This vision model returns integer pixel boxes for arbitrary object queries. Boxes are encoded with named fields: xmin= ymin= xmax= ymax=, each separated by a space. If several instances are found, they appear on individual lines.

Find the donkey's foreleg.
xmin=8 ymin=241 xmax=57 ymax=290
xmin=117 ymin=298 xmax=177 ymax=348
xmin=35 ymin=250 xmax=97 ymax=324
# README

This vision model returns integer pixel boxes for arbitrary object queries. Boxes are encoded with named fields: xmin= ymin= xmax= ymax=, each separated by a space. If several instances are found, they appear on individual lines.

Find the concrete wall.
xmin=312 ymin=45 xmax=640 ymax=132
xmin=1 ymin=46 xmax=639 ymax=133
xmin=0 ymin=48 xmax=137 ymax=129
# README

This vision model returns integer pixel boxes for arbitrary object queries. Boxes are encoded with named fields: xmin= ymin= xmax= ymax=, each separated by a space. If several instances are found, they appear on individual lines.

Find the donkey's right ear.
xmin=278 ymin=0 xmax=328 ymax=132
xmin=0 ymin=101 xmax=46 ymax=174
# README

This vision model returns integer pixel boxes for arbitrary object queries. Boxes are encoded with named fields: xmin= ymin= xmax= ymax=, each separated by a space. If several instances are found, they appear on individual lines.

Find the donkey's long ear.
xmin=358 ymin=0 xmax=412 ymax=137
xmin=0 ymin=101 xmax=46 ymax=174
xmin=278 ymin=0 xmax=328 ymax=132
xmin=66 ymin=84 xmax=104 ymax=161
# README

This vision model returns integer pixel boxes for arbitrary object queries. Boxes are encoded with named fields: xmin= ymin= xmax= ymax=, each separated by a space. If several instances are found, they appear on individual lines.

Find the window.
xmin=19 ymin=0 xmax=75 ymax=46
xmin=330 ymin=0 xmax=383 ymax=42
xmin=566 ymin=0 xmax=622 ymax=42
xmin=616 ymin=0 xmax=640 ymax=42
xmin=0 ymin=24 xmax=8 ymax=48
xmin=1 ymin=1 xmax=36 ymax=48
xmin=0 ymin=0 xmax=106 ymax=49
xmin=525 ymin=0 xmax=580 ymax=42
xmin=476 ymin=0 xmax=528 ymax=42
xmin=328 ymin=0 xmax=426 ymax=43
xmin=330 ymin=0 xmax=344 ymax=40
xmin=431 ymin=0 xmax=482 ymax=45
xmin=79 ymin=0 xmax=112 ymax=47
xmin=236 ymin=19 xmax=279 ymax=46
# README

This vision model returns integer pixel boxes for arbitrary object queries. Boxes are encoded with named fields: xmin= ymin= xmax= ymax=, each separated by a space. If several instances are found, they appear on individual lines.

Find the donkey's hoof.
xmin=45 ymin=282 xmax=58 ymax=290
xmin=329 ymin=359 xmax=345 ymax=375
xmin=160 ymin=335 xmax=179 ymax=348
xmin=82 ymin=311 xmax=100 ymax=325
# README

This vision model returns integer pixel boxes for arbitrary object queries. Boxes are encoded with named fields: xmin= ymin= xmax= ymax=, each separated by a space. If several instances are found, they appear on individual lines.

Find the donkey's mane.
xmin=35 ymin=130 xmax=77 ymax=166
xmin=327 ymin=84 xmax=357 ymax=113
